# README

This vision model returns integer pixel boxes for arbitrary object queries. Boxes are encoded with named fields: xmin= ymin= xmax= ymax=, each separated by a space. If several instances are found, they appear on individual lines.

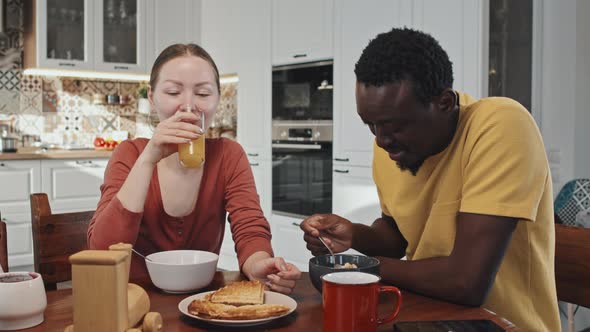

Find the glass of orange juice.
xmin=178 ymin=105 xmax=205 ymax=168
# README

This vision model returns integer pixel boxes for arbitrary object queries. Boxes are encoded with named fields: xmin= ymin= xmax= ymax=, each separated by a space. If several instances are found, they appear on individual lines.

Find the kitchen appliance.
xmin=0 ymin=130 xmax=17 ymax=153
xmin=272 ymin=120 xmax=332 ymax=217
xmin=272 ymin=61 xmax=333 ymax=121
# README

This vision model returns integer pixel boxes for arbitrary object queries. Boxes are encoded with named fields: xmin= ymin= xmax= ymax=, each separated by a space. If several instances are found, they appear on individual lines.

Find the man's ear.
xmin=436 ymin=88 xmax=457 ymax=113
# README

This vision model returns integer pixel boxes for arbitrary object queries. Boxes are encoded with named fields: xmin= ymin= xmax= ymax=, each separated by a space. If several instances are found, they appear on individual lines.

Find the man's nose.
xmin=375 ymin=133 xmax=393 ymax=150
xmin=374 ymin=125 xmax=393 ymax=148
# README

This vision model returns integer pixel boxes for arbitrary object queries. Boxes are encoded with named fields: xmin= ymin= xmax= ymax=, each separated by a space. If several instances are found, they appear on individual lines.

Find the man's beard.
xmin=396 ymin=159 xmax=424 ymax=176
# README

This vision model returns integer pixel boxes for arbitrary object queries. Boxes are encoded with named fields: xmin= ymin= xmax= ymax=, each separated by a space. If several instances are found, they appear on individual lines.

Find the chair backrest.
xmin=555 ymin=224 xmax=590 ymax=308
xmin=30 ymin=193 xmax=94 ymax=290
xmin=0 ymin=216 xmax=7 ymax=273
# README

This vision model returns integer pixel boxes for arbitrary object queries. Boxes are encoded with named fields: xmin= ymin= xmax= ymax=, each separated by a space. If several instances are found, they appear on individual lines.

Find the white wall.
xmin=540 ymin=0 xmax=577 ymax=195
xmin=574 ymin=0 xmax=590 ymax=180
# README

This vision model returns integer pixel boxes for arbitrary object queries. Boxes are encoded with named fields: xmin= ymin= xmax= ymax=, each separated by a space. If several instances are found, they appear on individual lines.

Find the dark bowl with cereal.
xmin=309 ymin=254 xmax=380 ymax=293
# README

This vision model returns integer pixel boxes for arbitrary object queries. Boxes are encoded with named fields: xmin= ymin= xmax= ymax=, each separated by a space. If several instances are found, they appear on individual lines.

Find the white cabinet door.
xmin=332 ymin=165 xmax=380 ymax=225
xmin=40 ymin=159 xmax=108 ymax=213
xmin=0 ymin=160 xmax=41 ymax=268
xmin=145 ymin=0 xmax=202 ymax=69
xmin=271 ymin=0 xmax=334 ymax=65
xmin=333 ymin=0 xmax=411 ymax=167
xmin=411 ymin=0 xmax=485 ymax=98
xmin=201 ymin=0 xmax=272 ymax=160
xmin=218 ymin=223 xmax=239 ymax=271
xmin=0 ymin=160 xmax=41 ymax=213
xmin=36 ymin=0 xmax=95 ymax=70
xmin=94 ymin=0 xmax=149 ymax=73
xmin=249 ymin=158 xmax=271 ymax=219
xmin=270 ymin=214 xmax=312 ymax=272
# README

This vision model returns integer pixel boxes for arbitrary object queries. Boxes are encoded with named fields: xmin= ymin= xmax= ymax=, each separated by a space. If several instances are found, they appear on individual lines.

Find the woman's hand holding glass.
xmin=143 ymin=110 xmax=203 ymax=165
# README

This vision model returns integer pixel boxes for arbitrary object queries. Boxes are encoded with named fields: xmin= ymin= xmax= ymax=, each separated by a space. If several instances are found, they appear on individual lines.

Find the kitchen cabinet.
xmin=411 ymin=0 xmax=485 ymax=97
xmin=202 ymin=0 xmax=272 ymax=160
xmin=201 ymin=0 xmax=272 ymax=216
xmin=40 ymin=159 xmax=108 ymax=213
xmin=333 ymin=0 xmax=484 ymax=167
xmin=270 ymin=214 xmax=312 ymax=272
xmin=26 ymin=0 xmax=199 ymax=74
xmin=27 ymin=0 xmax=148 ymax=73
xmin=0 ymin=160 xmax=41 ymax=268
xmin=218 ymin=225 xmax=239 ymax=271
xmin=271 ymin=0 xmax=334 ymax=65
xmin=0 ymin=158 xmax=107 ymax=269
xmin=93 ymin=0 xmax=149 ymax=73
xmin=332 ymin=165 xmax=380 ymax=225
xmin=145 ymin=0 xmax=202 ymax=69
xmin=31 ymin=0 xmax=95 ymax=70
xmin=333 ymin=0 xmax=411 ymax=167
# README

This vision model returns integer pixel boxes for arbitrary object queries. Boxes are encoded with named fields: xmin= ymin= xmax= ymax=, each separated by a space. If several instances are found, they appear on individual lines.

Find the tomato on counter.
xmin=93 ymin=137 xmax=106 ymax=148
xmin=94 ymin=137 xmax=120 ymax=150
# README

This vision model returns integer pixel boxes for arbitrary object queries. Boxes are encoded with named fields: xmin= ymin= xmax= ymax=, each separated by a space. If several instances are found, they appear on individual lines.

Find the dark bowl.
xmin=309 ymin=254 xmax=380 ymax=293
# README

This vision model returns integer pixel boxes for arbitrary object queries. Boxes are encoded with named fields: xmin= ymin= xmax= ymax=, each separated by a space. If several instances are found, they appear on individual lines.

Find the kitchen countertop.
xmin=0 ymin=147 xmax=113 ymax=160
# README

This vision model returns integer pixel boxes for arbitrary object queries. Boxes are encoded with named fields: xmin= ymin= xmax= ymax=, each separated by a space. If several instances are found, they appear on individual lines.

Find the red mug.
xmin=322 ymin=271 xmax=402 ymax=332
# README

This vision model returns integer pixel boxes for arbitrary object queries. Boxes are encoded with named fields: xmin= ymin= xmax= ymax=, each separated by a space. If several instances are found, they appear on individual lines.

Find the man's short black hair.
xmin=354 ymin=27 xmax=454 ymax=105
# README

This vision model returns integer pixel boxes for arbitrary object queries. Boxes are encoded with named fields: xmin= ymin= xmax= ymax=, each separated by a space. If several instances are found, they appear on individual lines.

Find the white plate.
xmin=178 ymin=290 xmax=297 ymax=327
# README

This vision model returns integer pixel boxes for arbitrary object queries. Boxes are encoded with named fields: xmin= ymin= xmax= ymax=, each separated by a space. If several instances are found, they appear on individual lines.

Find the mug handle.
xmin=377 ymin=286 xmax=402 ymax=325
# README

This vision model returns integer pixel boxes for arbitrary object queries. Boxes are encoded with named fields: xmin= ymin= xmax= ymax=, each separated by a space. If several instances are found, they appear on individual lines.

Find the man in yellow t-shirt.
xmin=300 ymin=28 xmax=560 ymax=331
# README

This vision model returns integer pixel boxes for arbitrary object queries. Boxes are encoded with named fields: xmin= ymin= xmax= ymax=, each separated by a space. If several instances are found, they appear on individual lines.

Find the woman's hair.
xmin=149 ymin=43 xmax=220 ymax=93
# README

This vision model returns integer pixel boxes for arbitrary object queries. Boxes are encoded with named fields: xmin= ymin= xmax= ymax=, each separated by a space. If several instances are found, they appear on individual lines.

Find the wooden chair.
xmin=0 ymin=216 xmax=7 ymax=273
xmin=30 ymin=193 xmax=95 ymax=290
xmin=555 ymin=224 xmax=590 ymax=332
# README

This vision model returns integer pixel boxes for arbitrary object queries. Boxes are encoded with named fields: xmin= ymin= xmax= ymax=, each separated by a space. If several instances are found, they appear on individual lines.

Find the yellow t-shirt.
xmin=373 ymin=92 xmax=559 ymax=332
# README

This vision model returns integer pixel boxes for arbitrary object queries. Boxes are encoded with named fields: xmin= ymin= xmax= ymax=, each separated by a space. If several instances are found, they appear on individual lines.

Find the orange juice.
xmin=179 ymin=110 xmax=205 ymax=168
xmin=179 ymin=135 xmax=205 ymax=168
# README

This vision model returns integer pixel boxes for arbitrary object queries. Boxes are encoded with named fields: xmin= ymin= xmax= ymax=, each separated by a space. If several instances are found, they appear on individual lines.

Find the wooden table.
xmin=24 ymin=271 xmax=519 ymax=331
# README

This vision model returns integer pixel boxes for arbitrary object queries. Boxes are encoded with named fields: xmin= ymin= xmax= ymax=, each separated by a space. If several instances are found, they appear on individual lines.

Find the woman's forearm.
xmin=116 ymin=153 xmax=157 ymax=212
xmin=242 ymin=251 xmax=273 ymax=280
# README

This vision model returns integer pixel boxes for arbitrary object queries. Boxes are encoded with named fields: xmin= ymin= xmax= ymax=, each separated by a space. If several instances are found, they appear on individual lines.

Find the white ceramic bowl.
xmin=145 ymin=250 xmax=219 ymax=293
xmin=0 ymin=272 xmax=47 ymax=330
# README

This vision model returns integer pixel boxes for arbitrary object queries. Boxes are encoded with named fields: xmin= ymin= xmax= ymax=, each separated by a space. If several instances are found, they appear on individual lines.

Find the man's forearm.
xmin=377 ymin=256 xmax=493 ymax=307
xmin=351 ymin=218 xmax=406 ymax=258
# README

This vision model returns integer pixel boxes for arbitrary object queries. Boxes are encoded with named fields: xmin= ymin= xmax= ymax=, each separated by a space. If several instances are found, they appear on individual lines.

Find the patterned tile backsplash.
xmin=0 ymin=73 xmax=238 ymax=147
xmin=0 ymin=0 xmax=238 ymax=147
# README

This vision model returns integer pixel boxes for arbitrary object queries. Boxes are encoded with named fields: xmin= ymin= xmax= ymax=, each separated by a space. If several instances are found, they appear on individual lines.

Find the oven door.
xmin=272 ymin=142 xmax=332 ymax=217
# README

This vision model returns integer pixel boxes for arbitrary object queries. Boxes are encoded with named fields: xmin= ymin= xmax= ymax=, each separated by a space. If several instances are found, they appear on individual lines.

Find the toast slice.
xmin=188 ymin=300 xmax=290 ymax=320
xmin=209 ymin=280 xmax=264 ymax=306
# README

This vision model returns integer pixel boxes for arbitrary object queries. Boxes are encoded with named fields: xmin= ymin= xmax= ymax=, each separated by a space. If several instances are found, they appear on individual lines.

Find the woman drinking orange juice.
xmin=88 ymin=44 xmax=301 ymax=295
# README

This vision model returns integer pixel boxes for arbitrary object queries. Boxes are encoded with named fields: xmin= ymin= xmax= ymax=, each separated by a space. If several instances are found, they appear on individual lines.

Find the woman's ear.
xmin=147 ymin=85 xmax=154 ymax=107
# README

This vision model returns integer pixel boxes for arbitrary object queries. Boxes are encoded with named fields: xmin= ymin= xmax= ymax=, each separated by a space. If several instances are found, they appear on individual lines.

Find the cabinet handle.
xmin=249 ymin=163 xmax=259 ymax=167
xmin=334 ymin=169 xmax=349 ymax=174
xmin=75 ymin=160 xmax=99 ymax=167
xmin=58 ymin=62 xmax=75 ymax=67
xmin=293 ymin=54 xmax=307 ymax=58
xmin=291 ymin=222 xmax=301 ymax=227
xmin=114 ymin=65 xmax=129 ymax=70
xmin=334 ymin=158 xmax=349 ymax=162
xmin=0 ymin=162 xmax=4 ymax=167
xmin=247 ymin=153 xmax=259 ymax=157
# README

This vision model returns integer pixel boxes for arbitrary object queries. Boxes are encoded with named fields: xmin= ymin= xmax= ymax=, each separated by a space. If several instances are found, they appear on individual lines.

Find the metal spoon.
xmin=132 ymin=248 xmax=152 ymax=262
xmin=318 ymin=236 xmax=336 ymax=267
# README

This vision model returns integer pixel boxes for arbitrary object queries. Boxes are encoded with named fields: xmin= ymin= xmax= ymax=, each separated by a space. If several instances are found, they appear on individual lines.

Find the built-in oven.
xmin=272 ymin=120 xmax=332 ymax=218
xmin=272 ymin=60 xmax=333 ymax=121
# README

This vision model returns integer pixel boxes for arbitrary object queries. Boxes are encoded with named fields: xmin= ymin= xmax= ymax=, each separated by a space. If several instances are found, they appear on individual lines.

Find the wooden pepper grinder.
xmin=64 ymin=243 xmax=163 ymax=332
